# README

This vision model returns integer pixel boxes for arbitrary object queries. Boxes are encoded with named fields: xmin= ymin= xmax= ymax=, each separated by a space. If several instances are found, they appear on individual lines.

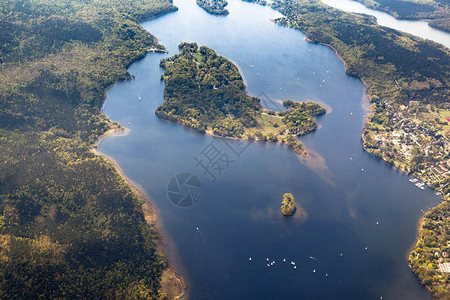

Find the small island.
xmin=281 ymin=193 xmax=297 ymax=216
xmin=196 ymin=0 xmax=229 ymax=15
xmin=156 ymin=42 xmax=326 ymax=156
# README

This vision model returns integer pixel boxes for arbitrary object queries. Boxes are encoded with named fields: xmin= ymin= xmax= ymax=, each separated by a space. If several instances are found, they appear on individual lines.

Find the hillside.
xmin=354 ymin=0 xmax=450 ymax=32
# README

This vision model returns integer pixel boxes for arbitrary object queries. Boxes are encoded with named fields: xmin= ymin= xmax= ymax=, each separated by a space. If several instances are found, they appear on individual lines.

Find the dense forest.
xmin=157 ymin=42 xmax=325 ymax=155
xmin=353 ymin=0 xmax=450 ymax=32
xmin=196 ymin=0 xmax=229 ymax=15
xmin=157 ymin=42 xmax=260 ymax=136
xmin=0 ymin=0 xmax=178 ymax=298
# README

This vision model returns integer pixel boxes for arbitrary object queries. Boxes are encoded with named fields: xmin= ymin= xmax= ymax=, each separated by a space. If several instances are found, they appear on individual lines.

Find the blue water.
xmin=98 ymin=0 xmax=441 ymax=298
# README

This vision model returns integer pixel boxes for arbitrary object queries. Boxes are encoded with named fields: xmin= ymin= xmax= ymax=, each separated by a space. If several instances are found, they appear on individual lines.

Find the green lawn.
xmin=244 ymin=113 xmax=287 ymax=136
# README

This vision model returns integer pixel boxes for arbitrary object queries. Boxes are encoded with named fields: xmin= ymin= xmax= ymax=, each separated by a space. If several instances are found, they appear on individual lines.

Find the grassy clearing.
xmin=245 ymin=113 xmax=287 ymax=136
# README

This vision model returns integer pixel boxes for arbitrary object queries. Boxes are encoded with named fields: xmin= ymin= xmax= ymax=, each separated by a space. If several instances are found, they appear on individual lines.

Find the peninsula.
xmin=156 ymin=42 xmax=326 ymax=155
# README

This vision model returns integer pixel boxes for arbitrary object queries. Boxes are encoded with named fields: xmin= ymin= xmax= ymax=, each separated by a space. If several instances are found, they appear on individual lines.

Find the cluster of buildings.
xmin=367 ymin=101 xmax=449 ymax=195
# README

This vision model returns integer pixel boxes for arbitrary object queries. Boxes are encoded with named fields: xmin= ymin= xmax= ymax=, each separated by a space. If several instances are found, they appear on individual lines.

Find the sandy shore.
xmin=91 ymin=126 xmax=186 ymax=300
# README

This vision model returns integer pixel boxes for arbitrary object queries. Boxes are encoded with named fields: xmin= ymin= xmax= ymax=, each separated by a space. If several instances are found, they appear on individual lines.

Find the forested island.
xmin=196 ymin=0 xmax=229 ymax=15
xmin=264 ymin=0 xmax=449 ymax=296
xmin=0 ymin=0 xmax=183 ymax=298
xmin=281 ymin=193 xmax=296 ymax=216
xmin=353 ymin=0 xmax=450 ymax=32
xmin=156 ymin=42 xmax=326 ymax=155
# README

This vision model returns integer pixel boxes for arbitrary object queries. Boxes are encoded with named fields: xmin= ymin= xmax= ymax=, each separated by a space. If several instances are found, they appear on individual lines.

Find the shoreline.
xmin=90 ymin=126 xmax=186 ymax=300
xmin=302 ymin=30 xmax=422 ymax=180
xmin=270 ymin=17 xmax=448 ymax=294
xmin=94 ymin=9 xmax=187 ymax=298
xmin=346 ymin=0 xmax=450 ymax=35
xmin=204 ymin=124 xmax=313 ymax=156
xmin=407 ymin=217 xmax=425 ymax=261
xmin=227 ymin=57 xmax=249 ymax=87
xmin=300 ymin=21 xmax=449 ymax=295
xmin=158 ymin=116 xmax=340 ymax=185
xmin=94 ymin=6 xmax=445 ymax=297
xmin=406 ymin=216 xmax=434 ymax=295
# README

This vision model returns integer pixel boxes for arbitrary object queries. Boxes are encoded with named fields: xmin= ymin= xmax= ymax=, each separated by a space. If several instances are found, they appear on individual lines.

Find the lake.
xmin=321 ymin=0 xmax=450 ymax=49
xmin=98 ymin=0 xmax=441 ymax=298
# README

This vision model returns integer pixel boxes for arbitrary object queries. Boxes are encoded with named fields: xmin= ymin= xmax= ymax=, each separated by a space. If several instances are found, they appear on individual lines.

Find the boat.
xmin=415 ymin=182 xmax=425 ymax=189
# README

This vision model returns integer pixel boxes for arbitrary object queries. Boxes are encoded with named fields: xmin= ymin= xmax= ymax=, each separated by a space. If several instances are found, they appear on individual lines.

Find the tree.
xmin=281 ymin=193 xmax=296 ymax=216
